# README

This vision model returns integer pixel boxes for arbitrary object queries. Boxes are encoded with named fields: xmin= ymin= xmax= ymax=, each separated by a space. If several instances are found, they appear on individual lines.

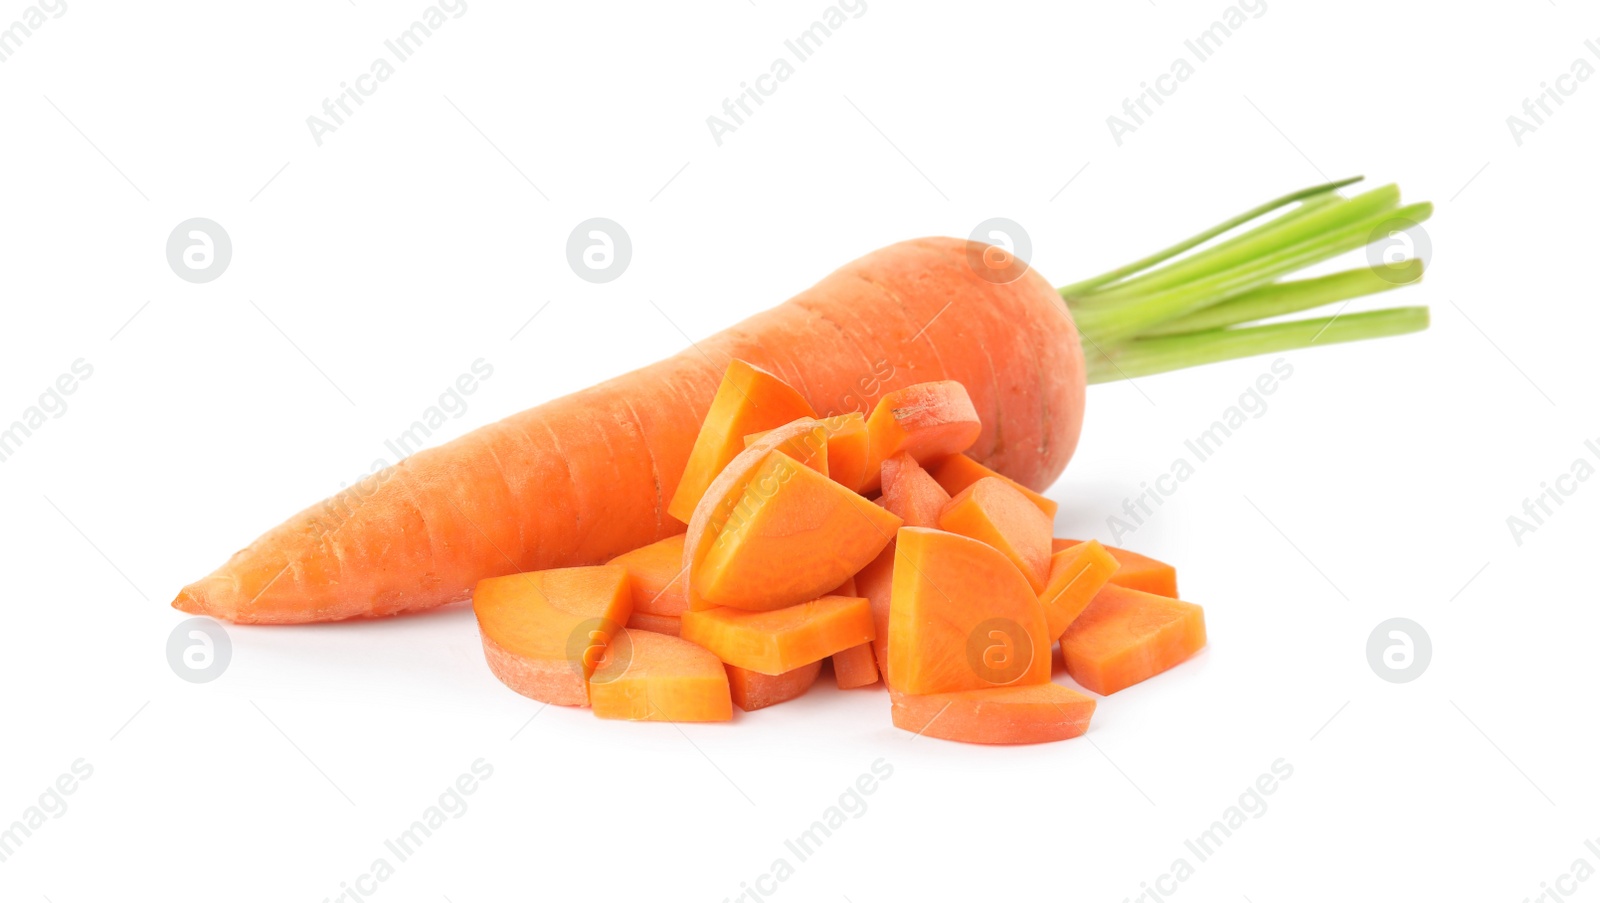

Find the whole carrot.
xmin=175 ymin=178 xmax=1429 ymax=624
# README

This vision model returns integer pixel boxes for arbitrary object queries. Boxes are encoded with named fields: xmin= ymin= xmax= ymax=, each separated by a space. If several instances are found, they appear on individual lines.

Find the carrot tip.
xmin=171 ymin=587 xmax=206 ymax=615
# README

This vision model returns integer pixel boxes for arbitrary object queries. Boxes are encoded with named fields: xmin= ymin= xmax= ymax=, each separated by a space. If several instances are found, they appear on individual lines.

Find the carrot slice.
xmin=726 ymin=660 xmax=824 ymax=711
xmin=667 ymin=360 xmax=817 ymax=524
xmin=930 ymin=453 xmax=1058 ymax=519
xmin=626 ymin=611 xmax=681 ymax=637
xmin=749 ymin=413 xmax=870 ymax=493
xmin=861 ymin=381 xmax=982 ymax=492
xmin=608 ymin=534 xmax=690 ymax=617
xmin=887 ymin=528 xmax=1051 ymax=694
xmin=831 ymin=643 xmax=880 ymax=689
xmin=854 ymin=546 xmax=896 ymax=683
xmin=889 ymin=683 xmax=1096 ymax=744
xmin=880 ymin=452 xmax=951 ymax=528
xmin=1061 ymin=584 xmax=1206 ymax=695
xmin=473 ymin=565 xmax=632 ymax=707
xmin=1053 ymin=539 xmax=1178 ymax=598
xmin=937 ymin=477 xmax=1052 ymax=593
xmin=589 ymin=629 xmax=732 ymax=722
xmin=1038 ymin=540 xmax=1120 ymax=640
xmin=680 ymin=595 xmax=874 ymax=675
xmin=692 ymin=453 xmax=900 ymax=611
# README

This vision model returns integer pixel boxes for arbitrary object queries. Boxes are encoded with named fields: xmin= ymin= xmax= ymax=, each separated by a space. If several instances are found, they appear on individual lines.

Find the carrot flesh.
xmin=666 ymin=360 xmax=816 ymax=524
xmin=880 ymin=452 xmax=951 ymax=529
xmin=692 ymin=453 xmax=901 ymax=611
xmin=473 ymin=565 xmax=633 ymax=707
xmin=608 ymin=534 xmax=690 ymax=617
xmin=680 ymin=595 xmax=874 ymax=675
xmin=1061 ymin=584 xmax=1206 ymax=695
xmin=831 ymin=643 xmax=880 ymax=689
xmin=889 ymin=683 xmax=1096 ymax=744
xmin=887 ymin=527 xmax=1051 ymax=694
xmin=937 ymin=477 xmax=1052 ymax=593
xmin=726 ymin=660 xmax=824 ymax=711
xmin=860 ymin=381 xmax=982 ymax=493
xmin=930 ymin=454 xmax=1059 ymax=520
xmin=589 ymin=629 xmax=732 ymax=722
xmin=747 ymin=413 xmax=865 ymax=492
xmin=1053 ymin=539 xmax=1178 ymax=598
xmin=1038 ymin=540 xmax=1120 ymax=640
xmin=853 ymin=546 xmax=896 ymax=683
xmin=626 ymin=611 xmax=681 ymax=636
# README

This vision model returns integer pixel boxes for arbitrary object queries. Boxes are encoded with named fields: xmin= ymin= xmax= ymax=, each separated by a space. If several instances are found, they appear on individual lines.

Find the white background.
xmin=2 ymin=1 xmax=1596 ymax=901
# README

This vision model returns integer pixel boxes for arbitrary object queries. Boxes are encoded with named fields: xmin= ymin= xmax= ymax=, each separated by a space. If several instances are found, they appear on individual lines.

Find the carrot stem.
xmin=1142 ymin=261 xmax=1422 ymax=336
xmin=1084 ymin=307 xmax=1430 ymax=383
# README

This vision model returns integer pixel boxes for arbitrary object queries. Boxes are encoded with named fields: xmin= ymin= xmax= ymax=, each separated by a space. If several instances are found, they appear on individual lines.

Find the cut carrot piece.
xmin=589 ymin=629 xmax=732 ymax=722
xmin=861 ymin=381 xmax=982 ymax=492
xmin=749 ymin=413 xmax=869 ymax=493
xmin=683 ymin=420 xmax=836 ymax=611
xmin=1053 ymin=539 xmax=1178 ymax=598
xmin=880 ymin=452 xmax=951 ymax=528
xmin=692 ymin=453 xmax=900 ymax=611
xmin=887 ymin=528 xmax=1051 ymax=694
xmin=726 ymin=660 xmax=823 ymax=711
xmin=930 ymin=454 xmax=1058 ymax=519
xmin=1038 ymin=540 xmax=1120 ymax=640
xmin=608 ymin=534 xmax=689 ymax=617
xmin=626 ymin=611 xmax=681 ymax=637
xmin=473 ymin=565 xmax=632 ymax=707
xmin=832 ymin=643 xmax=880 ymax=689
xmin=1061 ymin=584 xmax=1206 ymax=695
xmin=889 ymin=683 xmax=1096 ymax=744
xmin=667 ymin=360 xmax=816 ymax=524
xmin=680 ymin=595 xmax=873 ymax=675
xmin=938 ymin=477 xmax=1052 ymax=593
xmin=854 ymin=546 xmax=895 ymax=682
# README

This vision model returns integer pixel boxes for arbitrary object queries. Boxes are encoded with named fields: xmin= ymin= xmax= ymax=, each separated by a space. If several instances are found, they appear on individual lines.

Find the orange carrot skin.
xmin=889 ymin=683 xmax=1095 ymax=744
xmin=831 ymin=643 xmax=880 ymax=689
xmin=726 ymin=660 xmax=824 ymax=711
xmin=174 ymin=238 xmax=1085 ymax=623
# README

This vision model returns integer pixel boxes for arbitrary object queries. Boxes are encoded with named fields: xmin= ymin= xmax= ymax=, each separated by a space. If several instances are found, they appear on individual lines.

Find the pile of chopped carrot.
xmin=473 ymin=360 xmax=1207 ymax=744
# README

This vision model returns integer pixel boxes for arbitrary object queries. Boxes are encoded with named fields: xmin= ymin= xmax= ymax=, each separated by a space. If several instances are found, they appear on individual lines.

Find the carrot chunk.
xmin=691 ymin=452 xmax=900 ymax=611
xmin=1061 ymin=584 xmax=1206 ymax=695
xmin=831 ymin=643 xmax=880 ymax=689
xmin=938 ymin=477 xmax=1052 ymax=592
xmin=880 ymin=452 xmax=951 ymax=528
xmin=726 ymin=660 xmax=824 ymax=711
xmin=930 ymin=453 xmax=1058 ymax=519
xmin=626 ymin=611 xmax=681 ymax=637
xmin=887 ymin=528 xmax=1051 ymax=694
xmin=861 ymin=381 xmax=982 ymax=492
xmin=748 ymin=413 xmax=869 ymax=492
xmin=1038 ymin=540 xmax=1120 ymax=640
xmin=473 ymin=565 xmax=633 ymax=707
xmin=889 ymin=683 xmax=1096 ymax=744
xmin=1053 ymin=539 xmax=1178 ymax=598
xmin=854 ymin=546 xmax=896 ymax=683
xmin=667 ymin=360 xmax=816 ymax=524
xmin=680 ymin=595 xmax=874 ymax=675
xmin=589 ymin=629 xmax=732 ymax=722
xmin=608 ymin=534 xmax=690 ymax=617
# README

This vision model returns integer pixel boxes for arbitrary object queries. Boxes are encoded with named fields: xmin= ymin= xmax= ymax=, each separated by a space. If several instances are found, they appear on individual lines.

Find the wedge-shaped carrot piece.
xmin=861 ymin=381 xmax=982 ymax=493
xmin=1039 ymin=540 xmax=1120 ymax=640
xmin=749 ymin=413 xmax=868 ymax=493
xmin=608 ymin=534 xmax=690 ymax=617
xmin=854 ymin=546 xmax=895 ymax=683
xmin=889 ymin=683 xmax=1096 ymax=744
xmin=692 ymin=452 xmax=900 ymax=611
xmin=1061 ymin=584 xmax=1206 ymax=695
xmin=1053 ymin=539 xmax=1178 ymax=598
xmin=684 ymin=420 xmax=836 ymax=611
xmin=726 ymin=660 xmax=823 ymax=711
xmin=887 ymin=528 xmax=1051 ymax=694
xmin=832 ymin=643 xmax=880 ymax=689
xmin=474 ymin=565 xmax=632 ymax=707
xmin=938 ymin=477 xmax=1052 ymax=593
xmin=681 ymin=595 xmax=873 ymax=675
xmin=930 ymin=453 xmax=1058 ymax=519
xmin=626 ymin=611 xmax=681 ymax=636
xmin=880 ymin=452 xmax=951 ymax=528
xmin=589 ymin=629 xmax=732 ymax=722
xmin=667 ymin=360 xmax=817 ymax=524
